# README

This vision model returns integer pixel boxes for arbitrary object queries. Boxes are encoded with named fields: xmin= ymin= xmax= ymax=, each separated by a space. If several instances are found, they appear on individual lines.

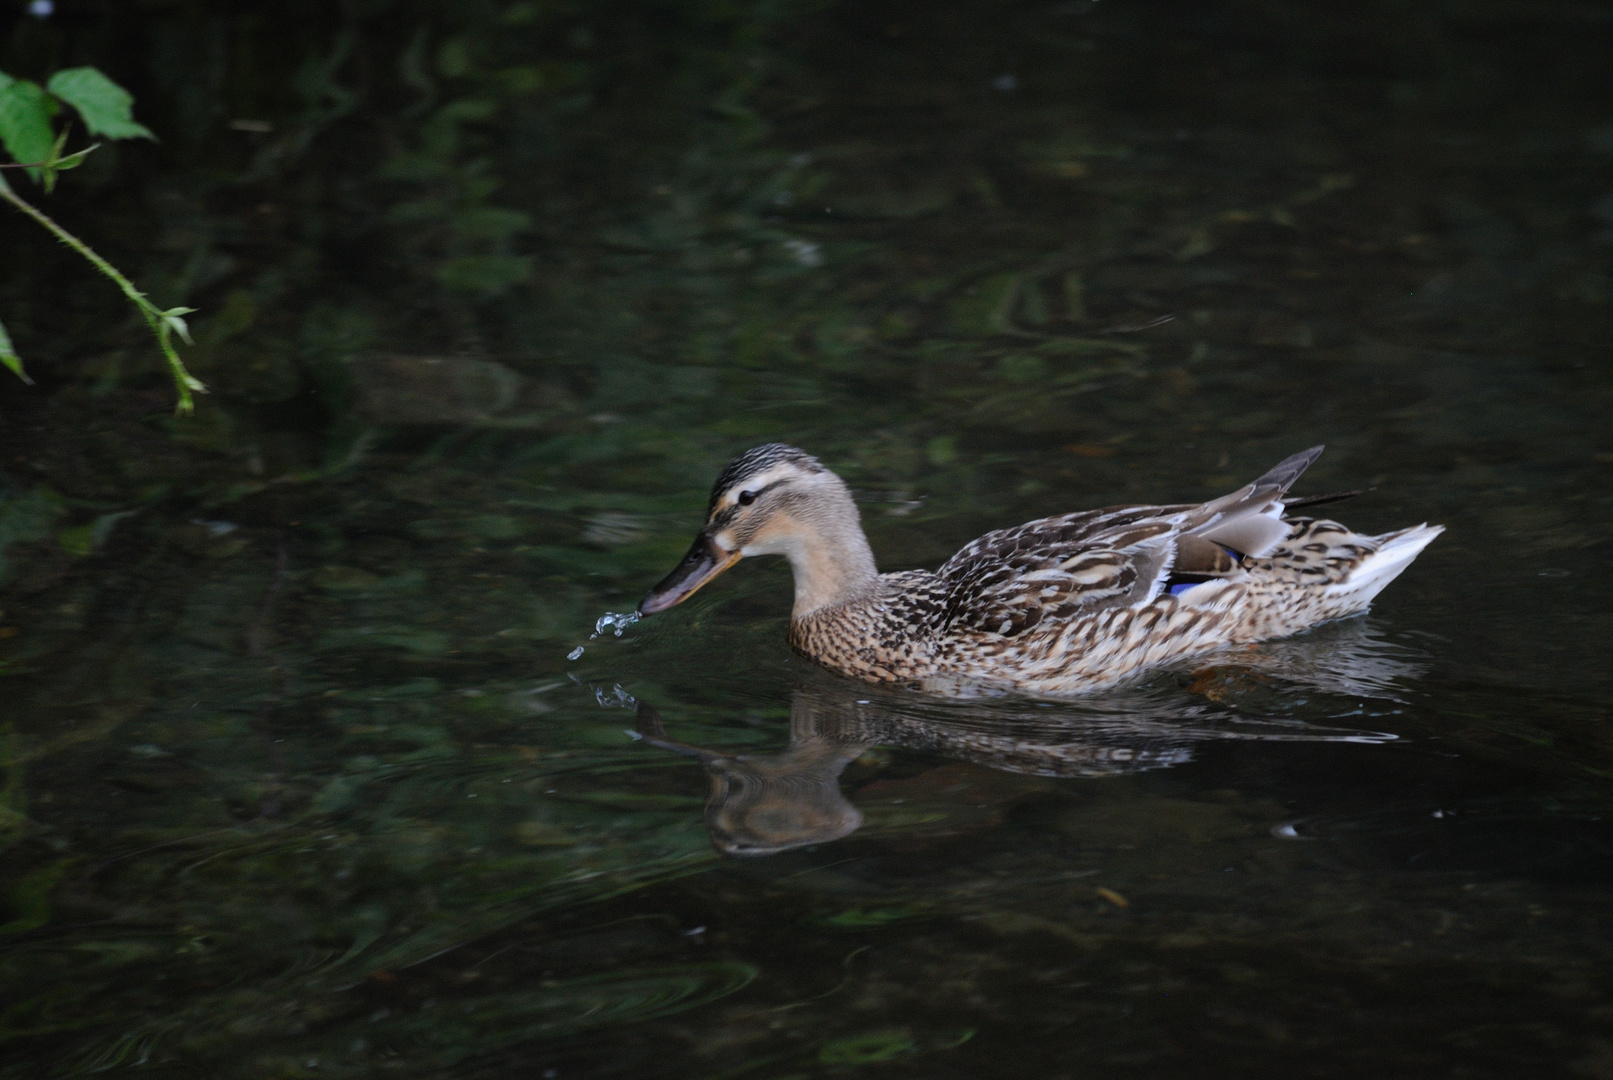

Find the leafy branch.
xmin=0 ymin=66 xmax=205 ymax=411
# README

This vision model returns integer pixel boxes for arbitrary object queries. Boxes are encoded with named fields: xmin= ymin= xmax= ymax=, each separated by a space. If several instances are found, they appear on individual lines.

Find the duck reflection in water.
xmin=632 ymin=620 xmax=1427 ymax=857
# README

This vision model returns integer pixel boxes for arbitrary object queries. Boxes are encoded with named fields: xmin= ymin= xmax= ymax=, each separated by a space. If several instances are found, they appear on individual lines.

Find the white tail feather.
xmin=1325 ymin=524 xmax=1444 ymax=612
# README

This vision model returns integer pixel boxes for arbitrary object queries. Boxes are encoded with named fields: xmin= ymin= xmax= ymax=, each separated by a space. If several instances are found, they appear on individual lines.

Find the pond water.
xmin=2 ymin=1 xmax=1612 ymax=1076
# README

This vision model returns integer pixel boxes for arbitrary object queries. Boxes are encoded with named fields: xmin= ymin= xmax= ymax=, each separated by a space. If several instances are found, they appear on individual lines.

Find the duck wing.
xmin=935 ymin=447 xmax=1325 ymax=639
xmin=936 ymin=506 xmax=1190 ymax=637
xmin=1179 ymin=445 xmax=1323 ymax=557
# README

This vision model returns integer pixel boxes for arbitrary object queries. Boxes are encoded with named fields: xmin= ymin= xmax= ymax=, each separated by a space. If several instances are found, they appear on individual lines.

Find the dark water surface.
xmin=2 ymin=1 xmax=1612 ymax=1076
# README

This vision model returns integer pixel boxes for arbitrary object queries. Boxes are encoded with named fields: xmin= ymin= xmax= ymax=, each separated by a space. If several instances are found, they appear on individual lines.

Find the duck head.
xmin=638 ymin=443 xmax=877 ymax=618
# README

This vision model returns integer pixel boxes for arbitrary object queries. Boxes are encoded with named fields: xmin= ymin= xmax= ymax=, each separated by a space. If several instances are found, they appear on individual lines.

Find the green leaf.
xmin=0 ymin=80 xmax=55 ymax=181
xmin=44 ymin=67 xmax=153 ymax=141
xmin=42 ymin=141 xmax=96 ymax=175
xmin=158 ymin=306 xmax=197 ymax=345
xmin=0 ymin=313 xmax=30 ymax=384
xmin=38 ymin=124 xmax=70 ymax=193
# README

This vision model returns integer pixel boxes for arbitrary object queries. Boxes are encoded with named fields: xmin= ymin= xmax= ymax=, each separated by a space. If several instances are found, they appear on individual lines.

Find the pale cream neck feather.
xmin=737 ymin=480 xmax=878 ymax=619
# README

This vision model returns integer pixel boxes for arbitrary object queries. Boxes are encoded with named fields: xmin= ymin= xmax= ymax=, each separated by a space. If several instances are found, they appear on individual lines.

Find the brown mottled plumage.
xmin=640 ymin=444 xmax=1442 ymax=696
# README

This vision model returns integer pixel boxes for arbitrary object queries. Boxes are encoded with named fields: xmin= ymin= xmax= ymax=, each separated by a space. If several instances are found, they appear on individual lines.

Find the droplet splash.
xmin=591 ymin=611 xmax=641 ymax=638
xmin=567 ymin=610 xmax=641 ymax=659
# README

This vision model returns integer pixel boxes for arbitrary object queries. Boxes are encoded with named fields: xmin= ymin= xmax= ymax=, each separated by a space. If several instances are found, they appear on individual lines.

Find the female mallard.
xmin=638 ymin=444 xmax=1441 ymax=696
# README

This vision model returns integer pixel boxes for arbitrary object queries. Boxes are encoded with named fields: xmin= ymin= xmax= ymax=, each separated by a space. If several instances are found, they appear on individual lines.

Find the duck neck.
xmin=747 ymin=491 xmax=879 ymax=620
xmin=784 ymin=520 xmax=878 ymax=620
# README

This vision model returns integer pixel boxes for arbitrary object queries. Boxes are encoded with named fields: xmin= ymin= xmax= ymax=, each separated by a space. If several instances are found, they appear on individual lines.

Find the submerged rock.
xmin=349 ymin=353 xmax=570 ymax=427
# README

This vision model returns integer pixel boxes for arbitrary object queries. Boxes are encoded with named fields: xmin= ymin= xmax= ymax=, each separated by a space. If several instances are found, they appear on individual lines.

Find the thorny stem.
xmin=0 ymin=174 xmax=206 ymax=412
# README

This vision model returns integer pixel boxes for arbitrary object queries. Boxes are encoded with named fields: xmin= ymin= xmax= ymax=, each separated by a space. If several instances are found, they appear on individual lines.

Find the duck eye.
xmin=737 ymin=490 xmax=758 ymax=506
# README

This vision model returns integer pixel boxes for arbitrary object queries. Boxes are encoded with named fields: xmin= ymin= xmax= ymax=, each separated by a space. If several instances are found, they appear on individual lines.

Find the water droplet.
xmin=590 ymin=611 xmax=641 ymax=638
xmin=566 ymin=646 xmax=584 ymax=660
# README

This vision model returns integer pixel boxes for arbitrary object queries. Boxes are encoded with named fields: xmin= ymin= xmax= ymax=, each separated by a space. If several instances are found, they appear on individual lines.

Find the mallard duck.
xmin=638 ymin=444 xmax=1441 ymax=696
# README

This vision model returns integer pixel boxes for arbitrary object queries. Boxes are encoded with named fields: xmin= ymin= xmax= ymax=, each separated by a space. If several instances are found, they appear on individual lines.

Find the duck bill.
xmin=639 ymin=533 xmax=740 ymax=614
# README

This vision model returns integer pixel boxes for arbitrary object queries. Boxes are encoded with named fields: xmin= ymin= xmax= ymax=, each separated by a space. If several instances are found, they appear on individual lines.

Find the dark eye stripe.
xmin=730 ymin=479 xmax=786 ymax=507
